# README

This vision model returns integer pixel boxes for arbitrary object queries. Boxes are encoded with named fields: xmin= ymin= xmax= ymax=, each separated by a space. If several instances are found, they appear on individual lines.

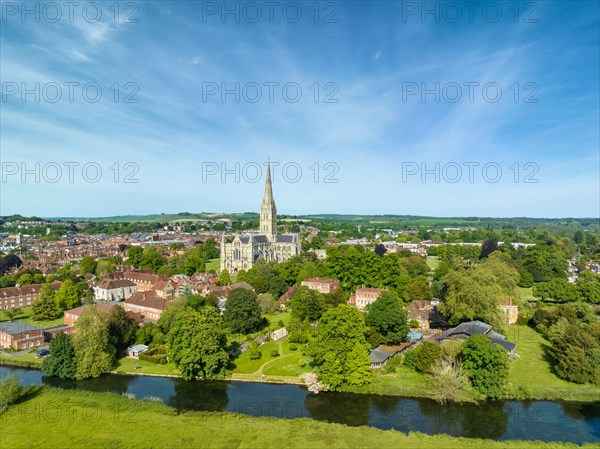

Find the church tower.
xmin=260 ymin=161 xmax=277 ymax=237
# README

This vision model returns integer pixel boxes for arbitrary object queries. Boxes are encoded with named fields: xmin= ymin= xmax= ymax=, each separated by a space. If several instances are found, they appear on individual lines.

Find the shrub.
xmin=383 ymin=356 xmax=403 ymax=374
xmin=0 ymin=375 xmax=22 ymax=409
xmin=403 ymin=349 xmax=417 ymax=369
xmin=298 ymin=358 xmax=306 ymax=367
xmin=413 ymin=341 xmax=442 ymax=374
xmin=428 ymin=361 xmax=470 ymax=404
xmin=278 ymin=320 xmax=285 ymax=328
xmin=289 ymin=344 xmax=298 ymax=351
xmin=409 ymin=319 xmax=420 ymax=329
xmin=139 ymin=347 xmax=168 ymax=364
xmin=249 ymin=349 xmax=262 ymax=360
xmin=270 ymin=349 xmax=280 ymax=357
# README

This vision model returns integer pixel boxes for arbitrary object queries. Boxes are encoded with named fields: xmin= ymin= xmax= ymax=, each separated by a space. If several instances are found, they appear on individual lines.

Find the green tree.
xmin=307 ymin=305 xmax=372 ymax=390
xmin=288 ymin=286 xmax=325 ymax=322
xmin=107 ymin=305 xmax=138 ymax=357
xmin=32 ymin=283 xmax=59 ymax=320
xmin=95 ymin=259 xmax=116 ymax=278
xmin=217 ymin=269 xmax=231 ymax=286
xmin=257 ymin=293 xmax=279 ymax=314
xmin=72 ymin=307 xmax=115 ymax=379
xmin=127 ymin=246 xmax=143 ymax=268
xmin=140 ymin=246 xmax=166 ymax=271
xmin=0 ymin=375 xmax=22 ymax=409
xmin=42 ymin=332 xmax=77 ymax=379
xmin=54 ymin=279 xmax=81 ymax=312
xmin=412 ymin=341 xmax=442 ymax=373
xmin=78 ymin=256 xmax=97 ymax=275
xmin=157 ymin=297 xmax=188 ymax=334
xmin=167 ymin=308 xmax=229 ymax=380
xmin=365 ymin=291 xmax=409 ymax=343
xmin=223 ymin=288 xmax=263 ymax=334
xmin=461 ymin=335 xmax=509 ymax=398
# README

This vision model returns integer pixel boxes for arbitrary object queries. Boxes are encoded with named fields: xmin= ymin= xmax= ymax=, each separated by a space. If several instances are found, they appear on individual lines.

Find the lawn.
xmin=0 ymin=351 xmax=44 ymax=369
xmin=517 ymin=287 xmax=538 ymax=302
xmin=342 ymin=366 xmax=431 ymax=398
xmin=426 ymin=256 xmax=440 ymax=271
xmin=1 ymin=387 xmax=589 ymax=449
xmin=262 ymin=352 xmax=312 ymax=377
xmin=505 ymin=325 xmax=600 ymax=402
xmin=231 ymin=340 xmax=282 ymax=374
xmin=205 ymin=258 xmax=220 ymax=272
xmin=265 ymin=311 xmax=292 ymax=329
xmin=0 ymin=306 xmax=64 ymax=329
xmin=114 ymin=357 xmax=180 ymax=376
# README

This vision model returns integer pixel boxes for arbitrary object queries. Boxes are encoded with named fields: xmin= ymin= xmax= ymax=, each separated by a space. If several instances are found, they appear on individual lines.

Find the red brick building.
xmin=0 ymin=322 xmax=44 ymax=350
xmin=0 ymin=281 xmax=62 ymax=310
xmin=124 ymin=291 xmax=171 ymax=321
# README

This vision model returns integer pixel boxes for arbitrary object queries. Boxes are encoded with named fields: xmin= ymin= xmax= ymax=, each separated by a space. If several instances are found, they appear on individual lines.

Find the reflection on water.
xmin=1 ymin=366 xmax=598 ymax=444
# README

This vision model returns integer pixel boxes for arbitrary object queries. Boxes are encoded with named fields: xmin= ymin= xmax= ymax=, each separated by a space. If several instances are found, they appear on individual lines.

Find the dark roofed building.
xmin=0 ymin=321 xmax=44 ymax=350
xmin=436 ymin=320 xmax=516 ymax=353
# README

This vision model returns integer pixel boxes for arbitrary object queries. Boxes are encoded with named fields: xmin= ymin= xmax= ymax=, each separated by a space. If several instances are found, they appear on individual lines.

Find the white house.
xmin=94 ymin=279 xmax=137 ymax=302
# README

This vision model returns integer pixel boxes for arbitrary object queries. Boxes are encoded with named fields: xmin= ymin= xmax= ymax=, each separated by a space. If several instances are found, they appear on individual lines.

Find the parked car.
xmin=35 ymin=348 xmax=50 ymax=358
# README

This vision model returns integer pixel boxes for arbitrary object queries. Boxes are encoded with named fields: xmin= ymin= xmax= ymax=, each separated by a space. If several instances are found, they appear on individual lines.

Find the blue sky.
xmin=1 ymin=1 xmax=598 ymax=218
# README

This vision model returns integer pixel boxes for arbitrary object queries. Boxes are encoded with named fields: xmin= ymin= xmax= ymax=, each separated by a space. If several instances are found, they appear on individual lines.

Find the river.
xmin=2 ymin=366 xmax=599 ymax=444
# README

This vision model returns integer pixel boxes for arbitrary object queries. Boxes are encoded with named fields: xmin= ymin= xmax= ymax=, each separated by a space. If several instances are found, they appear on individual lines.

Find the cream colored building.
xmin=220 ymin=162 xmax=301 ymax=273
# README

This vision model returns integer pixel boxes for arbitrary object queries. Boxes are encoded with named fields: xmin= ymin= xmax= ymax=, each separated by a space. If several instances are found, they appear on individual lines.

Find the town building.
xmin=301 ymin=277 xmax=340 ymax=294
xmin=498 ymin=300 xmax=519 ymax=325
xmin=407 ymin=300 xmax=434 ymax=329
xmin=64 ymin=303 xmax=142 ymax=326
xmin=220 ymin=162 xmax=301 ymax=273
xmin=350 ymin=286 xmax=386 ymax=310
xmin=0 ymin=281 xmax=62 ymax=310
xmin=0 ymin=322 xmax=44 ymax=350
xmin=124 ymin=291 xmax=171 ymax=321
xmin=435 ymin=320 xmax=516 ymax=353
xmin=93 ymin=279 xmax=137 ymax=302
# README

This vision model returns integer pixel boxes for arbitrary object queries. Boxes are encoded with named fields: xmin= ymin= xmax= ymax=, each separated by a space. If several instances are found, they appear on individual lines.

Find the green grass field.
xmin=505 ymin=325 xmax=600 ymax=401
xmin=426 ymin=256 xmax=440 ymax=271
xmin=205 ymin=258 xmax=221 ymax=272
xmin=0 ymin=306 xmax=64 ymax=329
xmin=114 ymin=357 xmax=180 ymax=376
xmin=265 ymin=311 xmax=292 ymax=329
xmin=517 ymin=287 xmax=538 ymax=302
xmin=2 ymin=387 xmax=592 ymax=449
xmin=231 ymin=340 xmax=282 ymax=374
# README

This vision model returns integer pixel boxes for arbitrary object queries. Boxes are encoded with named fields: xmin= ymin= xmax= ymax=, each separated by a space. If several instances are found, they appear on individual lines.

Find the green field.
xmin=505 ymin=325 xmax=600 ymax=401
xmin=265 ymin=311 xmax=292 ymax=329
xmin=426 ymin=256 xmax=440 ymax=271
xmin=205 ymin=258 xmax=221 ymax=272
xmin=114 ymin=357 xmax=180 ymax=376
xmin=1 ymin=387 xmax=593 ymax=449
xmin=0 ymin=306 xmax=64 ymax=329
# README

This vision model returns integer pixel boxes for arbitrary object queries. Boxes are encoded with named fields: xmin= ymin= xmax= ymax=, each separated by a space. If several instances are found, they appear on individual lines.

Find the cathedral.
xmin=220 ymin=162 xmax=301 ymax=273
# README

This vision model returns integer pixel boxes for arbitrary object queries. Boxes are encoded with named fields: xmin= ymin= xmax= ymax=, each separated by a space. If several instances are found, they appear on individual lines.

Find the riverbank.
xmin=2 ymin=387 xmax=597 ymax=449
xmin=3 ymin=325 xmax=598 ymax=403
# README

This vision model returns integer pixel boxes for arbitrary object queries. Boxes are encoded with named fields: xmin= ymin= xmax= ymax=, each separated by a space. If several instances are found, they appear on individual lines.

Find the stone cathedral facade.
xmin=220 ymin=163 xmax=301 ymax=273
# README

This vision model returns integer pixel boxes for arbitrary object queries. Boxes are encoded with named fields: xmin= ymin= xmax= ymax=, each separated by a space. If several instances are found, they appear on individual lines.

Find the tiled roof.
xmin=0 ymin=321 xmax=41 ymax=335
xmin=96 ymin=279 xmax=136 ymax=289
xmin=125 ymin=291 xmax=170 ymax=311
xmin=0 ymin=281 xmax=62 ymax=298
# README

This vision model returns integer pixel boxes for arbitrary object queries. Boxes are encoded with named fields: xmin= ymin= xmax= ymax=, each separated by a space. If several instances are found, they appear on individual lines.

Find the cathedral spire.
xmin=260 ymin=160 xmax=277 ymax=237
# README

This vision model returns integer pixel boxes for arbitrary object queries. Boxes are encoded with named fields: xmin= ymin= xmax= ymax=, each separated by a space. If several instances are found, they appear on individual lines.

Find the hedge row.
xmin=139 ymin=348 xmax=168 ymax=365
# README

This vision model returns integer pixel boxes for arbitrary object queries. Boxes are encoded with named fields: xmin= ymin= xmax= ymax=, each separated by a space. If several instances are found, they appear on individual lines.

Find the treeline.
xmin=532 ymin=303 xmax=600 ymax=384
xmin=125 ymin=239 xmax=218 ymax=276
xmin=42 ymin=305 xmax=139 ymax=380
xmin=233 ymin=248 xmax=433 ymax=302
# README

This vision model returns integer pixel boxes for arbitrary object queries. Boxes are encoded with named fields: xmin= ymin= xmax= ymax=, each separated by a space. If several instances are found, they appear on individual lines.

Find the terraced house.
xmin=0 ymin=281 xmax=62 ymax=310
xmin=0 ymin=322 xmax=43 ymax=350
